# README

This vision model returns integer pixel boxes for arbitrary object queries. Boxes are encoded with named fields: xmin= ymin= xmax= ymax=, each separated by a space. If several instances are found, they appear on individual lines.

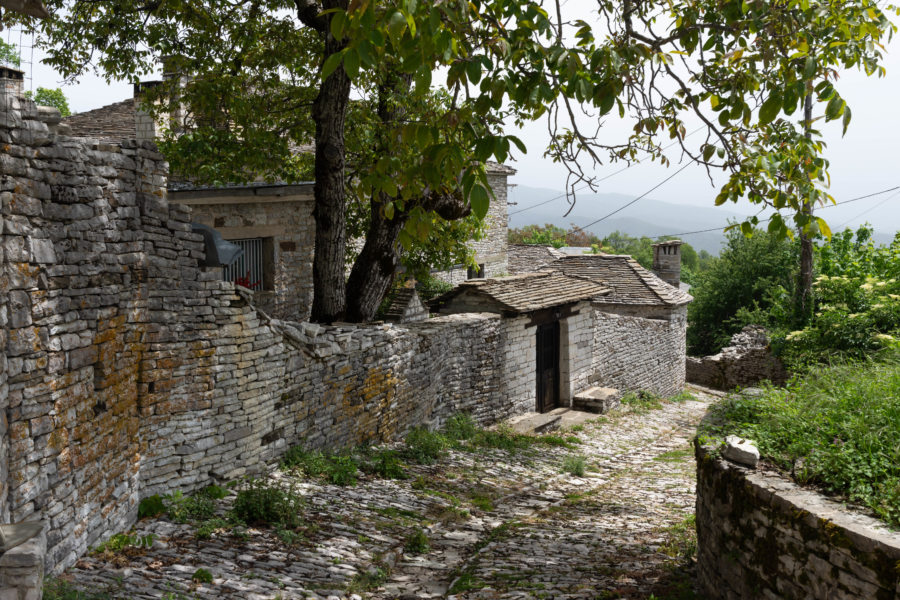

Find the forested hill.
xmin=508 ymin=185 xmax=898 ymax=255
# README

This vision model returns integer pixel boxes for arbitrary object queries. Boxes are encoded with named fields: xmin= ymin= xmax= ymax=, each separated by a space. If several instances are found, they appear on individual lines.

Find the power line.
xmin=657 ymin=185 xmax=900 ymax=238
xmin=508 ymin=126 xmax=704 ymax=217
xmin=552 ymin=161 xmax=692 ymax=244
xmin=835 ymin=189 xmax=900 ymax=229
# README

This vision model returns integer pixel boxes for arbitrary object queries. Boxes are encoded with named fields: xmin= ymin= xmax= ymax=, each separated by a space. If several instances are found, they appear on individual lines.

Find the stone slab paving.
xmin=52 ymin=390 xmax=714 ymax=600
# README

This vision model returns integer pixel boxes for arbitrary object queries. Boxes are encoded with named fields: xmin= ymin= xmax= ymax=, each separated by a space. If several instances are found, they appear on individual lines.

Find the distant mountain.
xmin=508 ymin=185 xmax=745 ymax=254
xmin=507 ymin=185 xmax=900 ymax=255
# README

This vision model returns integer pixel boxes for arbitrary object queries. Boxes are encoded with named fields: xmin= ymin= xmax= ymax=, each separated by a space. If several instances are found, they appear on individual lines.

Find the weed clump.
xmin=403 ymin=427 xmax=448 ymax=464
xmin=281 ymin=446 xmax=359 ymax=486
xmin=232 ymin=478 xmax=304 ymax=528
xmin=562 ymin=455 xmax=587 ymax=477
xmin=404 ymin=528 xmax=431 ymax=554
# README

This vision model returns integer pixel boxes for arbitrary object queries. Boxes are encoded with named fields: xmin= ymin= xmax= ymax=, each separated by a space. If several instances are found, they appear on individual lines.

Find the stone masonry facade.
xmin=171 ymin=184 xmax=316 ymax=320
xmin=696 ymin=442 xmax=900 ymax=599
xmin=591 ymin=304 xmax=687 ymax=399
xmin=686 ymin=325 xmax=789 ymax=391
xmin=0 ymin=91 xmax=533 ymax=575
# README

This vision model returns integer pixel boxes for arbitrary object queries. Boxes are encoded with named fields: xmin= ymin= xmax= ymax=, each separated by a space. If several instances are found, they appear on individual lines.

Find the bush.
xmin=362 ymin=449 xmax=408 ymax=480
xmin=442 ymin=413 xmax=479 ymax=441
xmin=403 ymin=427 xmax=448 ymax=464
xmin=699 ymin=356 xmax=900 ymax=527
xmin=164 ymin=491 xmax=216 ymax=524
xmin=404 ymin=528 xmax=430 ymax=554
xmin=562 ymin=455 xmax=587 ymax=477
xmin=192 ymin=568 xmax=214 ymax=584
xmin=232 ymin=478 xmax=304 ymax=528
xmin=281 ymin=446 xmax=359 ymax=486
xmin=138 ymin=495 xmax=166 ymax=519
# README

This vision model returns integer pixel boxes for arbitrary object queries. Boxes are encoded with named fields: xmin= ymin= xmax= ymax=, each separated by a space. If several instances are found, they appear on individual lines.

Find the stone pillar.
xmin=652 ymin=240 xmax=683 ymax=288
xmin=0 ymin=527 xmax=45 ymax=600
xmin=133 ymin=82 xmax=158 ymax=143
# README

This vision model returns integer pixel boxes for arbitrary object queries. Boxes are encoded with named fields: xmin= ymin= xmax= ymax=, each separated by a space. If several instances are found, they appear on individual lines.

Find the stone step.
xmin=572 ymin=386 xmax=621 ymax=414
xmin=505 ymin=411 xmax=562 ymax=435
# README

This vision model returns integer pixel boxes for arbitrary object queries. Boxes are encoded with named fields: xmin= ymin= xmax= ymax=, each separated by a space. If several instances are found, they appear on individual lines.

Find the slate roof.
xmin=64 ymin=99 xmax=136 ymax=140
xmin=508 ymin=244 xmax=566 ymax=275
xmin=432 ymin=271 xmax=610 ymax=315
xmin=543 ymin=254 xmax=692 ymax=307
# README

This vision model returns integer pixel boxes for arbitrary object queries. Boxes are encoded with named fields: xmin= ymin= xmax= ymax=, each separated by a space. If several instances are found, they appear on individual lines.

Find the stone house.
xmin=432 ymin=271 xmax=610 ymax=413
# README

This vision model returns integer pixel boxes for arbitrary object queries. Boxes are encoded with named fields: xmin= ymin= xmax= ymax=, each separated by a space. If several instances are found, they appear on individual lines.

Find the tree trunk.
xmin=345 ymin=205 xmax=409 ymax=322
xmin=310 ymin=0 xmax=351 ymax=323
xmin=797 ymin=91 xmax=815 ymax=322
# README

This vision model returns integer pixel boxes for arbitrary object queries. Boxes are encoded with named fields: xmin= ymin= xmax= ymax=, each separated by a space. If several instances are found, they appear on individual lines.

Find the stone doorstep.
xmin=571 ymin=386 xmax=621 ymax=414
xmin=505 ymin=411 xmax=562 ymax=435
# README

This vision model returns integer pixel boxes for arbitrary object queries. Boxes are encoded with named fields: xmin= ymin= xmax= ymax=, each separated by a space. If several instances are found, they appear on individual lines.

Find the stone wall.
xmin=695 ymin=442 xmax=900 ymax=599
xmin=686 ymin=325 xmax=789 ymax=391
xmin=0 ymin=529 xmax=45 ymax=600
xmin=0 ymin=92 xmax=530 ymax=575
xmin=591 ymin=304 xmax=687 ymax=398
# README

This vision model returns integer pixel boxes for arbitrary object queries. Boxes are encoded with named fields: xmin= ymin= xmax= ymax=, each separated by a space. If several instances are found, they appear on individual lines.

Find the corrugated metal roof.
xmin=544 ymin=254 xmax=692 ymax=307
xmin=433 ymin=271 xmax=609 ymax=314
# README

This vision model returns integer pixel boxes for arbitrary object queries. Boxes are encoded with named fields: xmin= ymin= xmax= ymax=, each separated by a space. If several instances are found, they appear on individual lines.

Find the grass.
xmin=231 ymin=478 xmax=304 ymax=528
xmin=404 ymin=528 xmax=431 ymax=554
xmin=699 ymin=356 xmax=900 ymax=527
xmin=43 ymin=578 xmax=116 ymax=600
xmin=659 ymin=514 xmax=697 ymax=560
xmin=561 ymin=455 xmax=587 ymax=477
xmin=281 ymin=446 xmax=359 ymax=486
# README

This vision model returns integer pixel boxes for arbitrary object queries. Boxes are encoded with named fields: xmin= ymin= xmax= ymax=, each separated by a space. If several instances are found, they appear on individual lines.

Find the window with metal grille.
xmin=467 ymin=263 xmax=485 ymax=279
xmin=223 ymin=237 xmax=271 ymax=290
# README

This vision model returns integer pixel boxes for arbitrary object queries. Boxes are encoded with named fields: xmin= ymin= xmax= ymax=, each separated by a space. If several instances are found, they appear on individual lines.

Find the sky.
xmin=9 ymin=3 xmax=900 ymax=235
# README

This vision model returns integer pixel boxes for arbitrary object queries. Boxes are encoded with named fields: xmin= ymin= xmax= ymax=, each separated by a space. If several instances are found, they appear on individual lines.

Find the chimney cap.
xmin=652 ymin=239 xmax=683 ymax=247
xmin=0 ymin=65 xmax=25 ymax=80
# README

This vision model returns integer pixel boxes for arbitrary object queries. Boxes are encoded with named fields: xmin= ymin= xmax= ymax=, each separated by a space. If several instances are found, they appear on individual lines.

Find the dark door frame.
xmin=535 ymin=319 xmax=561 ymax=413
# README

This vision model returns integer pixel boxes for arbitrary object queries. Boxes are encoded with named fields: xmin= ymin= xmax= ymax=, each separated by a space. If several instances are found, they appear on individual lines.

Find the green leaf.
xmin=343 ymin=48 xmax=360 ymax=80
xmin=825 ymin=94 xmax=845 ymax=121
xmin=322 ymin=52 xmax=344 ymax=79
xmin=816 ymin=217 xmax=832 ymax=240
xmin=702 ymin=144 xmax=715 ymax=162
xmin=469 ymin=184 xmax=490 ymax=219
xmin=804 ymin=56 xmax=817 ymax=80
xmin=330 ymin=11 xmax=346 ymax=41
xmin=388 ymin=11 xmax=408 ymax=45
xmin=507 ymin=135 xmax=527 ymax=154
xmin=842 ymin=105 xmax=852 ymax=136
xmin=466 ymin=60 xmax=482 ymax=84
xmin=759 ymin=91 xmax=782 ymax=125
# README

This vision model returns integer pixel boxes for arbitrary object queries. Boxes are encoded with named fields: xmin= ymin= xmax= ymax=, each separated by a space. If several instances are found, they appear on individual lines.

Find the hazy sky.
xmin=12 ymin=4 xmax=900 ymax=235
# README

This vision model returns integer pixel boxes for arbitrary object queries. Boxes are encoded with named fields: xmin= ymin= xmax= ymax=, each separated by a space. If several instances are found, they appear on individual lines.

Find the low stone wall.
xmin=687 ymin=325 xmax=788 ymax=390
xmin=695 ymin=443 xmax=900 ymax=599
xmin=0 ymin=529 xmax=45 ymax=600
xmin=591 ymin=304 xmax=686 ymax=398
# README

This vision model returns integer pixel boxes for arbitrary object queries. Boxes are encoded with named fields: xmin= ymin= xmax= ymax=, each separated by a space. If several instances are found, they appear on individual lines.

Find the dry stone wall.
xmin=591 ymin=304 xmax=687 ymax=398
xmin=696 ymin=442 xmax=900 ymax=599
xmin=686 ymin=325 xmax=789 ymax=390
xmin=0 ymin=92 xmax=520 ymax=574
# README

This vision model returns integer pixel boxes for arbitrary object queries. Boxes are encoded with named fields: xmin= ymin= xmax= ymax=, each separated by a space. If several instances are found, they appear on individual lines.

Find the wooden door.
xmin=535 ymin=321 xmax=560 ymax=413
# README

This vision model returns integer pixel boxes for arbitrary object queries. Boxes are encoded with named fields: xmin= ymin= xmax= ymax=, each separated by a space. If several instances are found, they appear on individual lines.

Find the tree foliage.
xmin=0 ymin=39 xmax=19 ymax=67
xmin=17 ymin=0 xmax=896 ymax=322
xmin=24 ymin=86 xmax=70 ymax=116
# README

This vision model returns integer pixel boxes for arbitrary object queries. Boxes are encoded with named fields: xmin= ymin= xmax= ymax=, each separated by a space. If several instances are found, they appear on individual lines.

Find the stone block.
xmin=722 ymin=436 xmax=760 ymax=468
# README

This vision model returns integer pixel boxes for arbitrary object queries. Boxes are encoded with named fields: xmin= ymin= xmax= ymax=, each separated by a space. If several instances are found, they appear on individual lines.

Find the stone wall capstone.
xmin=696 ymin=442 xmax=900 ymax=599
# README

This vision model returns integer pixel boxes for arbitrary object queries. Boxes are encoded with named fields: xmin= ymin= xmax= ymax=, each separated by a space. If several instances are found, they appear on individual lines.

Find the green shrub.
xmin=164 ymin=491 xmax=216 ymax=523
xmin=620 ymin=391 xmax=663 ymax=414
xmin=196 ymin=518 xmax=231 ymax=540
xmin=91 ymin=532 xmax=154 ymax=554
xmin=562 ymin=455 xmax=587 ymax=477
xmin=281 ymin=446 xmax=359 ymax=486
xmin=700 ymin=357 xmax=900 ymax=527
xmin=192 ymin=568 xmax=213 ymax=584
xmin=404 ymin=528 xmax=430 ymax=554
xmin=232 ymin=478 xmax=304 ymax=528
xmin=443 ymin=413 xmax=479 ymax=441
xmin=404 ymin=427 xmax=448 ymax=464
xmin=363 ymin=449 xmax=408 ymax=480
xmin=138 ymin=495 xmax=166 ymax=519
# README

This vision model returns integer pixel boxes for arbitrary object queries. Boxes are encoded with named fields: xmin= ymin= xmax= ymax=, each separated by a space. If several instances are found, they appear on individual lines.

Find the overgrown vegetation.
xmin=232 ymin=478 xmax=304 ymax=529
xmin=688 ymin=225 xmax=900 ymax=368
xmin=281 ymin=447 xmax=359 ymax=486
xmin=43 ymin=578 xmax=115 ymax=600
xmin=699 ymin=356 xmax=900 ymax=527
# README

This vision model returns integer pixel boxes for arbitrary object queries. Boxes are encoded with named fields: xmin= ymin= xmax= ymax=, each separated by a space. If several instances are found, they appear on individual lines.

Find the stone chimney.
xmin=0 ymin=65 xmax=24 ymax=97
xmin=652 ymin=240 xmax=683 ymax=288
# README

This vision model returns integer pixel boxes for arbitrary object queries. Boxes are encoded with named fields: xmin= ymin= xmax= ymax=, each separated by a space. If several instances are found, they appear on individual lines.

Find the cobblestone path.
xmin=55 ymin=389 xmax=715 ymax=600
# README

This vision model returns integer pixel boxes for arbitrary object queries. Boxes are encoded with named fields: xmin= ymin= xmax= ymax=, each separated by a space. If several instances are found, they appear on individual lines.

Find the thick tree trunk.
xmin=797 ymin=92 xmax=815 ymax=322
xmin=310 ymin=0 xmax=351 ymax=323
xmin=345 ymin=205 xmax=409 ymax=322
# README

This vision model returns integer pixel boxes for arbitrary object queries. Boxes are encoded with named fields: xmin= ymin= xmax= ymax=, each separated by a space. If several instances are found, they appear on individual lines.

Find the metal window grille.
xmin=223 ymin=238 xmax=264 ymax=289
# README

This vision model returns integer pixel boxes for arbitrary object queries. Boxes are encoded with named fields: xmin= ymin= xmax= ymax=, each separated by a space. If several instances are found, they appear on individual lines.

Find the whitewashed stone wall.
xmin=696 ymin=442 xmax=900 ymax=599
xmin=561 ymin=307 xmax=593 ymax=403
xmin=591 ymin=304 xmax=687 ymax=398
xmin=501 ymin=315 xmax=536 ymax=414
